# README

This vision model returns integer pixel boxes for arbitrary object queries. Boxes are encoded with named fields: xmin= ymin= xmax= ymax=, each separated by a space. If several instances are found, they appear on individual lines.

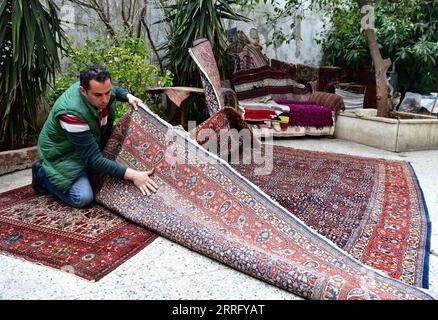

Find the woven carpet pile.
xmin=0 ymin=185 xmax=157 ymax=281
xmin=232 ymin=145 xmax=431 ymax=289
xmin=94 ymin=108 xmax=433 ymax=300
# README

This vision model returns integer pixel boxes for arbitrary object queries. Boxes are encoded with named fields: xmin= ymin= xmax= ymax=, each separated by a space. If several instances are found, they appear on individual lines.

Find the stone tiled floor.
xmin=1 ymin=137 xmax=437 ymax=300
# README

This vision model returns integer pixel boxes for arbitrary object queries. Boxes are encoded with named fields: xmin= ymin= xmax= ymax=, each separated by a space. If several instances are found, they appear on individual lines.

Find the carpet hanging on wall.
xmin=0 ymin=185 xmax=158 ymax=281
xmin=94 ymin=107 xmax=433 ymax=300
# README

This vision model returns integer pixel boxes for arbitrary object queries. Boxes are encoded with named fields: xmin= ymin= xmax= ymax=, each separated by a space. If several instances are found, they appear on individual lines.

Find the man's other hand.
xmin=126 ymin=93 xmax=143 ymax=111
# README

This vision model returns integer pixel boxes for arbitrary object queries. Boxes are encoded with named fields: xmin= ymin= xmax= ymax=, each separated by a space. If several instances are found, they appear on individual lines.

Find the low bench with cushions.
xmin=230 ymin=66 xmax=345 ymax=138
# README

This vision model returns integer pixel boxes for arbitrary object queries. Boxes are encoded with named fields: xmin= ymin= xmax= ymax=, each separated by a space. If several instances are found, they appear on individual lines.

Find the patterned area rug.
xmin=95 ymin=108 xmax=433 ymax=300
xmin=232 ymin=146 xmax=431 ymax=288
xmin=0 ymin=185 xmax=157 ymax=281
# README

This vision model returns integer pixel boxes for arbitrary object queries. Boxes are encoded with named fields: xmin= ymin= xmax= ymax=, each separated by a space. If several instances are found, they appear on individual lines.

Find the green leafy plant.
xmin=49 ymin=33 xmax=174 ymax=123
xmin=0 ymin=0 xmax=65 ymax=150
xmin=67 ymin=0 xmax=165 ymax=73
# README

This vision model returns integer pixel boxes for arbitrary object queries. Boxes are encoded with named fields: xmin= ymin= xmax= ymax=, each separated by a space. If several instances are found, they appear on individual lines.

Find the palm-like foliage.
xmin=0 ymin=0 xmax=64 ymax=150
xmin=160 ymin=0 xmax=250 ymax=86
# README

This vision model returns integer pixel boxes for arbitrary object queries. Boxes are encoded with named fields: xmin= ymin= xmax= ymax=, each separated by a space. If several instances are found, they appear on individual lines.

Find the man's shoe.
xmin=31 ymin=160 xmax=48 ymax=195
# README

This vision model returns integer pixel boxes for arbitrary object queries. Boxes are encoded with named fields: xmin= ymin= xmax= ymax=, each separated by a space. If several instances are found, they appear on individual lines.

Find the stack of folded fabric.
xmin=242 ymin=108 xmax=289 ymax=131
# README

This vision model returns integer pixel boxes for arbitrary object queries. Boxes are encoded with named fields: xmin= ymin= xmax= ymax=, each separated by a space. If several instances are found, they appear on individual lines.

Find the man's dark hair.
xmin=80 ymin=65 xmax=111 ymax=91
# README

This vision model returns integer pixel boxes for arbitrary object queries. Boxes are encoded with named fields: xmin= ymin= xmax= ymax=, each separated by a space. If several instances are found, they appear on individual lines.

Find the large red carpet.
xmin=232 ymin=145 xmax=431 ymax=288
xmin=0 ymin=185 xmax=157 ymax=281
xmin=94 ymin=108 xmax=433 ymax=299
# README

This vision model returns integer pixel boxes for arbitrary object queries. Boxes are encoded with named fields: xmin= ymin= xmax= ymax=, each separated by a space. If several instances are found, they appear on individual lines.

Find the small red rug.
xmin=0 ymin=185 xmax=158 ymax=281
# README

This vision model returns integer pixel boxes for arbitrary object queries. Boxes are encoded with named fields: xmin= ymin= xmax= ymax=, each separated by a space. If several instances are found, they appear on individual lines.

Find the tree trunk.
xmin=357 ymin=0 xmax=391 ymax=117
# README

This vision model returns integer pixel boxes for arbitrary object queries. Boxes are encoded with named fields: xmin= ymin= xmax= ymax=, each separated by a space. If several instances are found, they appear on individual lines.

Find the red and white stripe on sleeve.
xmin=58 ymin=115 xmax=90 ymax=133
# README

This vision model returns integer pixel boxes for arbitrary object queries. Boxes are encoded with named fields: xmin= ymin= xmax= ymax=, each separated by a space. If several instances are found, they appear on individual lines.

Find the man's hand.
xmin=126 ymin=93 xmax=143 ymax=111
xmin=124 ymin=168 xmax=159 ymax=196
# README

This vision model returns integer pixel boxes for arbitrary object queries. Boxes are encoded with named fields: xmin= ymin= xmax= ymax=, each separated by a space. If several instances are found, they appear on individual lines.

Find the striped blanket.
xmin=230 ymin=66 xmax=312 ymax=101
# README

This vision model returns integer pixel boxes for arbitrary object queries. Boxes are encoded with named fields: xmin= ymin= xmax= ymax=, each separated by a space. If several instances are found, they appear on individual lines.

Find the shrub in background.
xmin=49 ymin=33 xmax=174 ymax=123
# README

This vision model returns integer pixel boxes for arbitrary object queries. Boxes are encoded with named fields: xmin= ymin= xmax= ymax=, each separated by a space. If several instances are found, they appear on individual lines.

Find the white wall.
xmin=54 ymin=0 xmax=325 ymax=67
